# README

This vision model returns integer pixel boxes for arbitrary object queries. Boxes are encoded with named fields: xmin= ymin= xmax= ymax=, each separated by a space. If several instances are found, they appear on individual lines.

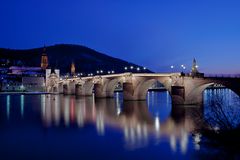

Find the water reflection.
xmin=1 ymin=89 xmax=240 ymax=159
xmin=6 ymin=95 xmax=10 ymax=119
xmin=39 ymin=92 xmax=202 ymax=152
xmin=20 ymin=95 xmax=24 ymax=117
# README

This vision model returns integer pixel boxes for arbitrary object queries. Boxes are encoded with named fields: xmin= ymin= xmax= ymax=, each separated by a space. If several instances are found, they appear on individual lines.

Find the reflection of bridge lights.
xmin=54 ymin=96 xmax=60 ymax=126
xmin=193 ymin=133 xmax=201 ymax=150
xmin=180 ymin=130 xmax=188 ymax=154
xmin=155 ymin=117 xmax=160 ymax=132
xmin=170 ymin=135 xmax=176 ymax=152
xmin=20 ymin=95 xmax=24 ymax=118
xmin=77 ymin=105 xmax=85 ymax=127
xmin=6 ymin=95 xmax=10 ymax=119
xmin=64 ymin=98 xmax=70 ymax=126
xmin=96 ymin=112 xmax=105 ymax=136
xmin=117 ymin=107 xmax=121 ymax=115
xmin=143 ymin=124 xmax=148 ymax=139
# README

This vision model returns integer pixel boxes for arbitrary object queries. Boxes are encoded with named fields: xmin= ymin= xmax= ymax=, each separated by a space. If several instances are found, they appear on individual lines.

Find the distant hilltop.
xmin=0 ymin=44 xmax=151 ymax=74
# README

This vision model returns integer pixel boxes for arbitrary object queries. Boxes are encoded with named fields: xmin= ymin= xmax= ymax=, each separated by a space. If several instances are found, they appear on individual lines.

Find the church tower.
xmin=41 ymin=46 xmax=48 ymax=70
xmin=191 ymin=58 xmax=199 ymax=76
xmin=71 ymin=62 xmax=76 ymax=76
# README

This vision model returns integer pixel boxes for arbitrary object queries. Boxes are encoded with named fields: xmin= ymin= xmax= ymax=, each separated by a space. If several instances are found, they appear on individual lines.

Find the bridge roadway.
xmin=47 ymin=72 xmax=240 ymax=105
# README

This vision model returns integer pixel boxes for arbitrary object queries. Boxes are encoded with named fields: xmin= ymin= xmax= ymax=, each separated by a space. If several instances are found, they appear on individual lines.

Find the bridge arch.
xmin=94 ymin=77 xmax=124 ymax=98
xmin=186 ymin=79 xmax=240 ymax=104
xmin=133 ymin=78 xmax=172 ymax=100
xmin=105 ymin=77 xmax=124 ymax=97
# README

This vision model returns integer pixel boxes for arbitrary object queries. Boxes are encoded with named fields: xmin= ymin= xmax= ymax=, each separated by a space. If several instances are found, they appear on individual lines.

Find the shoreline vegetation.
xmin=194 ymin=94 xmax=240 ymax=157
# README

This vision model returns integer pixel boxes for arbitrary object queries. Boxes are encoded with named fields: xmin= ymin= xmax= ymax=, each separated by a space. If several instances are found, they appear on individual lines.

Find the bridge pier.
xmin=63 ymin=81 xmax=76 ymax=95
xmin=75 ymin=84 xmax=85 ymax=96
xmin=94 ymin=83 xmax=115 ymax=98
xmin=123 ymin=82 xmax=146 ymax=101
xmin=94 ymin=84 xmax=107 ymax=98
xmin=58 ymin=83 xmax=63 ymax=94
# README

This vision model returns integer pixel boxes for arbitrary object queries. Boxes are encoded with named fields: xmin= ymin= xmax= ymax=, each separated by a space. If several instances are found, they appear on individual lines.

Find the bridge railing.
xmin=204 ymin=74 xmax=240 ymax=78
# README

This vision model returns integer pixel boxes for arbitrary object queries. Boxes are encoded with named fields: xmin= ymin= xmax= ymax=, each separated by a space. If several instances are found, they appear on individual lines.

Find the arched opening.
xmin=105 ymin=78 xmax=124 ymax=98
xmin=135 ymin=79 xmax=172 ymax=122
xmin=134 ymin=79 xmax=171 ymax=100
xmin=188 ymin=82 xmax=240 ymax=105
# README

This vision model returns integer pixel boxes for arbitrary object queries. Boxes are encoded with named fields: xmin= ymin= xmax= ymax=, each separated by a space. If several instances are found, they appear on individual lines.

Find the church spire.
xmin=71 ymin=61 xmax=76 ymax=76
xmin=41 ymin=46 xmax=48 ymax=70
xmin=191 ymin=58 xmax=199 ymax=76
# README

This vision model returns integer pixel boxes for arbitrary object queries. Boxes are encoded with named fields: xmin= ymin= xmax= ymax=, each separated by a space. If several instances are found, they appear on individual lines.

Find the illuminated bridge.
xmin=46 ymin=72 xmax=240 ymax=105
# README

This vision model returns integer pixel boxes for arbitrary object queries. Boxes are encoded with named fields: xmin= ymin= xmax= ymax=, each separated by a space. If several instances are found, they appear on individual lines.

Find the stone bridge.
xmin=47 ymin=72 xmax=240 ymax=105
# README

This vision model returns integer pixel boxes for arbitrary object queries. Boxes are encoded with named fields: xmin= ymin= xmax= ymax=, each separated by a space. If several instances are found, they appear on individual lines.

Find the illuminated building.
xmin=41 ymin=46 xmax=49 ymax=70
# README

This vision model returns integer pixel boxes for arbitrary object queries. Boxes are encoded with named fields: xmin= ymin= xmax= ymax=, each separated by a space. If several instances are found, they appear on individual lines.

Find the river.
xmin=0 ymin=89 xmax=239 ymax=159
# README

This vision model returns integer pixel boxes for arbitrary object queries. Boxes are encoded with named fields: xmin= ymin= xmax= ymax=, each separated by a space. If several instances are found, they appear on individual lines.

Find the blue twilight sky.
xmin=0 ymin=0 xmax=240 ymax=74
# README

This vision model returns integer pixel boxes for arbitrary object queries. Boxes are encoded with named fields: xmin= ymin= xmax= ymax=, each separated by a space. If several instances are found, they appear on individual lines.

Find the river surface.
xmin=0 ymin=89 xmax=239 ymax=160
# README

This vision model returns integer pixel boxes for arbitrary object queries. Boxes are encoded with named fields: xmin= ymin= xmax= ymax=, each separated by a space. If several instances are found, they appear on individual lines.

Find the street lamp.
xmin=124 ymin=67 xmax=128 ymax=70
xmin=170 ymin=65 xmax=174 ymax=72
xmin=137 ymin=67 xmax=140 ymax=71
xmin=111 ymin=70 xmax=115 ymax=74
xmin=130 ymin=66 xmax=134 ymax=70
xmin=181 ymin=65 xmax=186 ymax=73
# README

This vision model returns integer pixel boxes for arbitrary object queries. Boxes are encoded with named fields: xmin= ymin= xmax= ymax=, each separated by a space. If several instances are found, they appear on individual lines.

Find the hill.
xmin=0 ymin=44 xmax=151 ymax=74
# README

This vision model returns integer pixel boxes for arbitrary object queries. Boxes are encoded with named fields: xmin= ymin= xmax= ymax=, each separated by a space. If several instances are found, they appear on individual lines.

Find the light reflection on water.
xmin=40 ymin=92 xmax=199 ymax=152
xmin=0 ymin=89 xmax=239 ymax=159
